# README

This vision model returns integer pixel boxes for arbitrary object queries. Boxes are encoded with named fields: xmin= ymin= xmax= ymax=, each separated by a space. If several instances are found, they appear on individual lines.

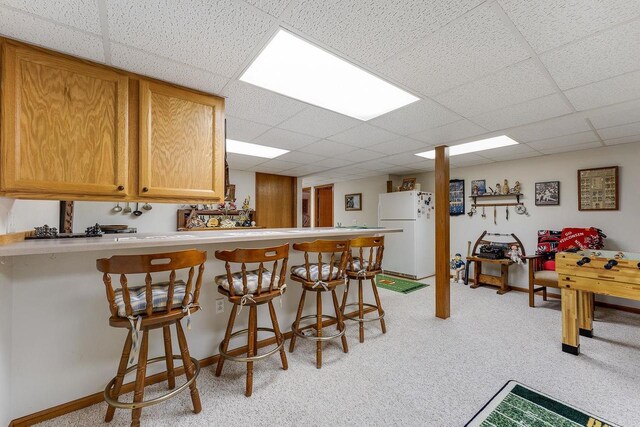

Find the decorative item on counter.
xmin=242 ymin=219 xmax=251 ymax=227
xmin=242 ymin=196 xmax=251 ymax=211
xmin=34 ymin=225 xmax=58 ymax=238
xmin=85 ymin=223 xmax=103 ymax=237
xmin=450 ymin=253 xmax=466 ymax=284
xmin=251 ymin=221 xmax=256 ymax=227
xmin=506 ymin=244 xmax=523 ymax=265
xmin=207 ymin=217 xmax=219 ymax=228
xmin=502 ymin=179 xmax=510 ymax=194
xmin=512 ymin=181 xmax=521 ymax=194
xmin=471 ymin=179 xmax=486 ymax=196
xmin=185 ymin=209 xmax=206 ymax=229
xmin=220 ymin=218 xmax=236 ymax=228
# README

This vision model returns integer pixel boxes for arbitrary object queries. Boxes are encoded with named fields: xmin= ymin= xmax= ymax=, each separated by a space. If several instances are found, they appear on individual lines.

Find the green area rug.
xmin=466 ymin=381 xmax=619 ymax=427
xmin=375 ymin=274 xmax=428 ymax=294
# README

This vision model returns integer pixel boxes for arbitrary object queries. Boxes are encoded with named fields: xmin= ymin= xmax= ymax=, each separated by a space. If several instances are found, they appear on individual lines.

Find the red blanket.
xmin=557 ymin=227 xmax=606 ymax=252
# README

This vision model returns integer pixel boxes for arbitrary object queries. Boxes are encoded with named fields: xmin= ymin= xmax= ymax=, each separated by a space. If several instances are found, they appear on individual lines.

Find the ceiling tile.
xmin=498 ymin=0 xmax=640 ymax=53
xmin=410 ymin=120 xmax=487 ymax=144
xmin=111 ymin=43 xmax=228 ymax=94
xmin=355 ymin=159 xmax=398 ymax=170
xmin=226 ymin=116 xmax=271 ymax=141
xmin=597 ymin=121 xmax=640 ymax=140
xmin=381 ymin=2 xmax=530 ymax=95
xmin=477 ymin=143 xmax=538 ymax=159
xmin=603 ymin=135 xmax=640 ymax=146
xmin=226 ymin=153 xmax=267 ymax=169
xmin=450 ymin=153 xmax=492 ymax=166
xmin=508 ymin=115 xmax=592 ymax=142
xmin=368 ymin=99 xmax=460 ymax=135
xmin=328 ymin=123 xmax=398 ymax=147
xmin=222 ymin=81 xmax=307 ymax=126
xmin=0 ymin=0 xmax=101 ymax=33
xmin=382 ymin=152 xmax=426 ymax=166
xmin=282 ymin=0 xmax=484 ymax=68
xmin=369 ymin=137 xmax=428 ymax=154
xmin=565 ymin=70 xmax=640 ymax=111
xmin=242 ymin=0 xmax=292 ymax=17
xmin=252 ymin=128 xmax=319 ymax=150
xmin=315 ymin=158 xmax=353 ymax=169
xmin=277 ymin=107 xmax=361 ymax=138
xmin=277 ymin=151 xmax=326 ymax=164
xmin=298 ymin=140 xmax=359 ymax=156
xmin=587 ymin=99 xmax=640 ymax=129
xmin=490 ymin=150 xmax=543 ymax=162
xmin=283 ymin=164 xmax=327 ymax=176
xmin=540 ymin=20 xmax=640 ymax=90
xmin=470 ymin=94 xmax=573 ymax=131
xmin=0 ymin=6 xmax=104 ymax=61
xmin=538 ymin=141 xmax=602 ymax=154
xmin=254 ymin=159 xmax=302 ymax=173
xmin=107 ymin=0 xmax=275 ymax=77
xmin=527 ymin=131 xmax=600 ymax=150
xmin=338 ymin=149 xmax=386 ymax=162
xmin=434 ymin=60 xmax=557 ymax=117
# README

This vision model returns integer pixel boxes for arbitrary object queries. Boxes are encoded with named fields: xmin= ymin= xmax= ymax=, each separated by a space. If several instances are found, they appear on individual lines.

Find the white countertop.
xmin=0 ymin=227 xmax=402 ymax=257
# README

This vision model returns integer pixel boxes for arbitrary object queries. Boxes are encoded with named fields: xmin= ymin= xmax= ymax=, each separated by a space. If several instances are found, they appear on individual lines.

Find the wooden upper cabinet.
xmin=1 ymin=43 xmax=129 ymax=196
xmin=139 ymin=80 xmax=225 ymax=200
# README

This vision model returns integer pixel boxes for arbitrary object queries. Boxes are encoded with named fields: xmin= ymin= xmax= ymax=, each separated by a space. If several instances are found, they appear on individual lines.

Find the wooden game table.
xmin=556 ymin=250 xmax=640 ymax=355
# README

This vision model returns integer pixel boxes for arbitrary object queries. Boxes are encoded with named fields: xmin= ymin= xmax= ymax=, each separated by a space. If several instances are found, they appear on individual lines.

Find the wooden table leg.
xmin=561 ymin=288 xmax=580 ymax=355
xmin=497 ymin=263 xmax=511 ymax=294
xmin=578 ymin=290 xmax=594 ymax=338
xmin=470 ymin=261 xmax=480 ymax=288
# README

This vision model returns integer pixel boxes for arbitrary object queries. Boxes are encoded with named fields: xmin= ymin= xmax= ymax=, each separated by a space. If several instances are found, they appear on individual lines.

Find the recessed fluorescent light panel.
xmin=415 ymin=136 xmax=519 ymax=159
xmin=240 ymin=29 xmax=419 ymax=121
xmin=226 ymin=139 xmax=289 ymax=159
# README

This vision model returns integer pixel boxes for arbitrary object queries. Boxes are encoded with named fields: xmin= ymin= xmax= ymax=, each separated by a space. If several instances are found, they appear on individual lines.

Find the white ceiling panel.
xmin=603 ymin=135 xmax=640 ymax=146
xmin=222 ymin=81 xmax=307 ymax=126
xmin=382 ymin=152 xmax=427 ymax=166
xmin=449 ymin=153 xmax=492 ymax=166
xmin=251 ymin=127 xmax=319 ymax=150
xmin=0 ymin=6 xmax=104 ymax=61
xmin=277 ymin=151 xmax=327 ymax=164
xmin=298 ymin=140 xmax=359 ymax=156
xmin=0 ymin=0 xmax=102 ymax=34
xmin=565 ymin=70 xmax=640 ymax=111
xmin=508 ymin=115 xmax=592 ymax=142
xmin=383 ymin=2 xmax=530 ymax=96
xmin=277 ymin=107 xmax=360 ymax=138
xmin=336 ymin=149 xmax=387 ymax=162
xmin=107 ymin=0 xmax=275 ymax=77
xmin=498 ymin=0 xmax=640 ymax=53
xmin=538 ymin=141 xmax=602 ymax=155
xmin=476 ymin=143 xmax=539 ymax=159
xmin=328 ymin=123 xmax=398 ymax=147
xmin=111 ymin=43 xmax=229 ymax=94
xmin=314 ymin=158 xmax=353 ymax=169
xmin=587 ymin=99 xmax=640 ymax=129
xmin=226 ymin=153 xmax=267 ymax=169
xmin=597 ymin=121 xmax=640 ymax=140
xmin=369 ymin=137 xmax=428 ymax=154
xmin=541 ymin=20 xmax=640 ymax=90
xmin=253 ymin=159 xmax=302 ymax=173
xmin=226 ymin=116 xmax=271 ymax=142
xmin=355 ymin=159 xmax=398 ymax=170
xmin=283 ymin=164 xmax=327 ymax=176
xmin=368 ymin=99 xmax=461 ymax=135
xmin=242 ymin=0 xmax=292 ymax=17
xmin=488 ymin=150 xmax=543 ymax=162
xmin=410 ymin=120 xmax=487 ymax=145
xmin=470 ymin=94 xmax=573 ymax=131
xmin=526 ymin=131 xmax=600 ymax=150
xmin=434 ymin=60 xmax=557 ymax=117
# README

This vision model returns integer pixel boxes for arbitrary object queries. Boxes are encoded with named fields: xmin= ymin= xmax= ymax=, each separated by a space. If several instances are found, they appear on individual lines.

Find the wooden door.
xmin=255 ymin=173 xmax=297 ymax=228
xmin=139 ymin=80 xmax=224 ymax=200
xmin=302 ymin=187 xmax=311 ymax=227
xmin=315 ymin=185 xmax=333 ymax=227
xmin=1 ymin=43 xmax=129 ymax=196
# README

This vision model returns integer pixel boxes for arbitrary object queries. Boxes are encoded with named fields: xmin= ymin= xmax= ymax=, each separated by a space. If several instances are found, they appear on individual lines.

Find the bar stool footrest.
xmin=219 ymin=327 xmax=284 ymax=363
xmin=342 ymin=303 xmax=385 ymax=322
xmin=104 ymin=355 xmax=200 ymax=410
xmin=291 ymin=314 xmax=345 ymax=342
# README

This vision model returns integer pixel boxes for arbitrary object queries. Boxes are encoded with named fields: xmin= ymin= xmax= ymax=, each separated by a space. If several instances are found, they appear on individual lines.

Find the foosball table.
xmin=556 ymin=250 xmax=640 ymax=355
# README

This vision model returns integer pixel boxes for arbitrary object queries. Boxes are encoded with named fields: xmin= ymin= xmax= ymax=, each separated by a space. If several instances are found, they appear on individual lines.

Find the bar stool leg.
xmin=176 ymin=320 xmax=202 ymax=413
xmin=370 ymin=277 xmax=387 ymax=334
xmin=162 ymin=326 xmax=176 ymax=389
xmin=340 ymin=279 xmax=350 ymax=313
xmin=316 ymin=291 xmax=322 ymax=369
xmin=268 ymin=300 xmax=288 ymax=370
xmin=216 ymin=304 xmax=238 ymax=377
xmin=331 ymin=289 xmax=349 ymax=353
xmin=105 ymin=331 xmax=133 ymax=422
xmin=131 ymin=329 xmax=149 ymax=427
xmin=358 ymin=278 xmax=365 ymax=343
xmin=289 ymin=289 xmax=307 ymax=353
xmin=246 ymin=306 xmax=257 ymax=397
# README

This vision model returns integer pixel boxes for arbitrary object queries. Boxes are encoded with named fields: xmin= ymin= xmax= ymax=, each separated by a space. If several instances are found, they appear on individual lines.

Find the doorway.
xmin=314 ymin=184 xmax=333 ymax=227
xmin=302 ymin=187 xmax=311 ymax=227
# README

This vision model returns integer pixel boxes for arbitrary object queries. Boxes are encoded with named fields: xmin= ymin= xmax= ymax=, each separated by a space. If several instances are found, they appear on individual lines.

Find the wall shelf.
xmin=469 ymin=193 xmax=523 ymax=207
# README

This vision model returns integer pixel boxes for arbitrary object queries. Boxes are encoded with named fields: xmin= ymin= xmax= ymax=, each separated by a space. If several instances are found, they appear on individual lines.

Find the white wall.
xmin=398 ymin=142 xmax=640 ymax=306
xmin=0 ymin=261 xmax=12 ymax=426
xmin=333 ymin=176 xmax=389 ymax=227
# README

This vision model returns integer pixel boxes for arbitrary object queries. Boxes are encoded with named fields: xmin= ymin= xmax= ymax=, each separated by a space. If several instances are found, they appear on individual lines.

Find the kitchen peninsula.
xmin=0 ymin=227 xmax=400 ymax=424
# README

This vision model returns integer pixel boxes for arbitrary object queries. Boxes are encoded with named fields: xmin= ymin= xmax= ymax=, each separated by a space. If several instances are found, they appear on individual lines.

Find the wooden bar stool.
xmin=289 ymin=240 xmax=349 ymax=369
xmin=214 ymin=244 xmax=289 ymax=397
xmin=341 ymin=236 xmax=386 ymax=343
xmin=96 ymin=249 xmax=206 ymax=427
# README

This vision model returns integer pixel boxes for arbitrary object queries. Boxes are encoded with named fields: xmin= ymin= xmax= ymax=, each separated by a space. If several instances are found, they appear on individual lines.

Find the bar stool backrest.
xmin=349 ymin=236 xmax=384 ymax=273
xmin=291 ymin=240 xmax=350 ymax=283
xmin=214 ymin=244 xmax=289 ymax=297
xmin=96 ymin=249 xmax=207 ymax=317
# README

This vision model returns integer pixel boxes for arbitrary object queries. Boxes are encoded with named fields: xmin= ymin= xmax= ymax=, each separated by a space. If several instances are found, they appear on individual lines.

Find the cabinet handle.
xmin=117 ymin=185 xmax=125 ymax=191
xmin=142 ymin=187 xmax=149 ymax=192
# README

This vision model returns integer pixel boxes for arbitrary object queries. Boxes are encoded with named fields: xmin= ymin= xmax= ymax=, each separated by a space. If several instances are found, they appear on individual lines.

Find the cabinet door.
xmin=139 ymin=80 xmax=224 ymax=200
xmin=1 ymin=43 xmax=129 ymax=196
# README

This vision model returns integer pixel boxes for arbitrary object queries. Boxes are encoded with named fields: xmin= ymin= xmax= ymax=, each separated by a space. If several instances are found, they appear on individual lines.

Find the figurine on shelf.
xmin=495 ymin=183 xmax=502 ymax=195
xmin=502 ymin=179 xmax=510 ymax=194
xmin=507 ymin=244 xmax=523 ymax=265
xmin=449 ymin=253 xmax=465 ymax=284
xmin=185 ymin=209 xmax=206 ymax=229
xmin=513 ymin=181 xmax=521 ymax=194
xmin=242 ymin=196 xmax=251 ymax=211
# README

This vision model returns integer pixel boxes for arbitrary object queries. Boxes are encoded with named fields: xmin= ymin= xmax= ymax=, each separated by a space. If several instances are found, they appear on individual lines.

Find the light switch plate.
xmin=215 ymin=298 xmax=224 ymax=314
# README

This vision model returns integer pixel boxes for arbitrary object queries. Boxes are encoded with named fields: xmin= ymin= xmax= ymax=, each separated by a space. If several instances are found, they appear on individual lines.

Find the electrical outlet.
xmin=215 ymin=298 xmax=224 ymax=314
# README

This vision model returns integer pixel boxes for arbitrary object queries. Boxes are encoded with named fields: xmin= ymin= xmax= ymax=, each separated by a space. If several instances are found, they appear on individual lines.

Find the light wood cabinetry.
xmin=139 ymin=81 xmax=225 ymax=200
xmin=1 ymin=42 xmax=129 ymax=197
xmin=0 ymin=38 xmax=225 ymax=203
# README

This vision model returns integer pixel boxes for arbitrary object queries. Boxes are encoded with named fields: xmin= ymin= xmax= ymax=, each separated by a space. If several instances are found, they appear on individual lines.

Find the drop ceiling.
xmin=1 ymin=0 xmax=639 ymax=185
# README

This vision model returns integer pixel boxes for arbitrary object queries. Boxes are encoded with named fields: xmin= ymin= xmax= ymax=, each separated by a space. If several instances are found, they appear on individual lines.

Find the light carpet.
xmin=37 ymin=282 xmax=640 ymax=426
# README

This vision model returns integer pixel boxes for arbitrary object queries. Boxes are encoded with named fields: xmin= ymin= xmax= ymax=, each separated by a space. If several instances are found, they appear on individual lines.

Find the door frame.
xmin=314 ymin=184 xmax=334 ymax=227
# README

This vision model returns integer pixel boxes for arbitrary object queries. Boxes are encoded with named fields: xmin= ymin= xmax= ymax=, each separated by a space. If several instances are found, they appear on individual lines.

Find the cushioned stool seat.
xmin=290 ymin=264 xmax=341 ymax=281
xmin=533 ymin=270 xmax=558 ymax=282
xmin=346 ymin=258 xmax=381 ymax=273
xmin=114 ymin=280 xmax=188 ymax=317
xmin=214 ymin=270 xmax=280 ymax=295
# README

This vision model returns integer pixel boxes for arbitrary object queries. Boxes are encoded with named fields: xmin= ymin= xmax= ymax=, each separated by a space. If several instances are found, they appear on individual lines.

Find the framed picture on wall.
xmin=578 ymin=166 xmax=619 ymax=211
xmin=345 ymin=193 xmax=362 ymax=211
xmin=449 ymin=179 xmax=465 ymax=216
xmin=471 ymin=179 xmax=486 ymax=196
xmin=535 ymin=181 xmax=560 ymax=206
xmin=400 ymin=177 xmax=416 ymax=191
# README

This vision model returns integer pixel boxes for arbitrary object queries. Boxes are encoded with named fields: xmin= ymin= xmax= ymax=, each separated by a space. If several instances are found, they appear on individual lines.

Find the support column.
xmin=435 ymin=145 xmax=450 ymax=319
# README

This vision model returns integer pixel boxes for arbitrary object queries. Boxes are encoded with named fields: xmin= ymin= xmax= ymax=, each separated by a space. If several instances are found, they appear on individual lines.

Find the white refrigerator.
xmin=378 ymin=191 xmax=435 ymax=279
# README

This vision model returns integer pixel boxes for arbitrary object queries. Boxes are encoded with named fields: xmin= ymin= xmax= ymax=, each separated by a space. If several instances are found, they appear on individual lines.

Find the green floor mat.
xmin=466 ymin=380 xmax=619 ymax=427
xmin=375 ymin=274 xmax=429 ymax=294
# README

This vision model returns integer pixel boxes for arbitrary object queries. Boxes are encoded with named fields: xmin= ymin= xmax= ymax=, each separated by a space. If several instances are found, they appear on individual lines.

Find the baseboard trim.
xmin=9 ymin=306 xmax=376 ymax=427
